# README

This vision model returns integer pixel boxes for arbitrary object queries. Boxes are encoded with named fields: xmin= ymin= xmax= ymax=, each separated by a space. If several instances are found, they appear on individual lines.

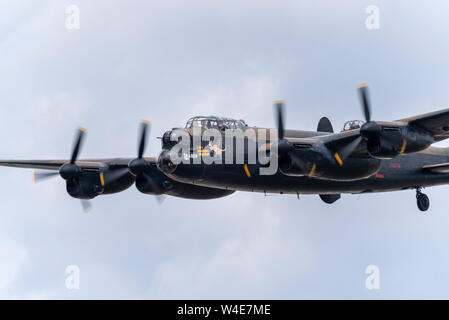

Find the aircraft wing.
xmin=0 ymin=159 xmax=68 ymax=170
xmin=315 ymin=107 xmax=449 ymax=158
xmin=316 ymin=129 xmax=360 ymax=145
xmin=0 ymin=157 xmax=155 ymax=170
xmin=422 ymin=162 xmax=449 ymax=173
xmin=398 ymin=108 xmax=449 ymax=142
xmin=284 ymin=129 xmax=328 ymax=139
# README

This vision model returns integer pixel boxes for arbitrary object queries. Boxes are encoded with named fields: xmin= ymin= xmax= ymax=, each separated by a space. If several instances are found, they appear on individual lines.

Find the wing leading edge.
xmin=422 ymin=162 xmax=449 ymax=173
xmin=0 ymin=158 xmax=154 ymax=171
xmin=398 ymin=108 xmax=449 ymax=142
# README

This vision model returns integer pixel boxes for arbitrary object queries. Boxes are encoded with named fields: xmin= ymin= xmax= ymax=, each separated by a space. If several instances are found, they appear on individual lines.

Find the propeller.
xmin=274 ymin=100 xmax=291 ymax=153
xmin=334 ymin=84 xmax=375 ymax=164
xmin=32 ymin=127 xmax=86 ymax=182
xmin=81 ymin=199 xmax=92 ymax=213
xmin=129 ymin=120 xmax=151 ymax=176
xmin=358 ymin=83 xmax=371 ymax=122
xmin=71 ymin=127 xmax=86 ymax=164
xmin=156 ymin=195 xmax=166 ymax=204
xmin=58 ymin=127 xmax=86 ymax=181
xmin=336 ymin=135 xmax=363 ymax=163
xmin=275 ymin=100 xmax=285 ymax=140
xmin=33 ymin=127 xmax=87 ymax=183
xmin=138 ymin=120 xmax=149 ymax=159
xmin=103 ymin=166 xmax=130 ymax=185
xmin=129 ymin=121 xmax=167 ymax=203
xmin=32 ymin=171 xmax=59 ymax=183
xmin=65 ymin=127 xmax=93 ymax=212
xmin=273 ymin=100 xmax=311 ymax=173
xmin=357 ymin=83 xmax=386 ymax=140
xmin=33 ymin=127 xmax=93 ymax=213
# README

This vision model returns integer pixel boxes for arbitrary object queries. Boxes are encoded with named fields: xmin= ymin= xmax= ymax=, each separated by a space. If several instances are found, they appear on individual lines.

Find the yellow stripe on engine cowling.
xmin=334 ymin=152 xmax=343 ymax=166
xmin=100 ymin=172 xmax=105 ymax=187
xmin=243 ymin=164 xmax=251 ymax=178
xmin=308 ymin=163 xmax=317 ymax=178
xmin=400 ymin=139 xmax=407 ymax=154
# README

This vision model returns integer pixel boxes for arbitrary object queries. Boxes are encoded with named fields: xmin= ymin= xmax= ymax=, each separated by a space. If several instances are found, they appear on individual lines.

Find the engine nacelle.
xmin=66 ymin=178 xmax=103 ymax=200
xmin=135 ymin=174 xmax=172 ymax=195
xmin=133 ymin=165 xmax=173 ymax=195
xmin=366 ymin=134 xmax=403 ymax=159
xmin=362 ymin=122 xmax=434 ymax=159
xmin=279 ymin=143 xmax=381 ymax=181
xmin=280 ymin=156 xmax=380 ymax=181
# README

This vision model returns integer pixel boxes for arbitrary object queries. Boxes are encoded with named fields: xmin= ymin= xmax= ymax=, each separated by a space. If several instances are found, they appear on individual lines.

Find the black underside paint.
xmin=166 ymin=149 xmax=449 ymax=195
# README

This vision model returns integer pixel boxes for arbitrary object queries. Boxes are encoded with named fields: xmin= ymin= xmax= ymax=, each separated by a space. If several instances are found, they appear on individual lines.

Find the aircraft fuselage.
xmin=163 ymin=147 xmax=449 ymax=195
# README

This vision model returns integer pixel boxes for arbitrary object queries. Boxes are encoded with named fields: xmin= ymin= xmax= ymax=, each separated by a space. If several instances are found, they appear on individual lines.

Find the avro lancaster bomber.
xmin=1 ymin=84 xmax=449 ymax=212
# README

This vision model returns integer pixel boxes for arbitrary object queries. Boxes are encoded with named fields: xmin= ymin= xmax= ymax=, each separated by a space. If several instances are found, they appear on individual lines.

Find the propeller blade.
xmin=288 ymin=152 xmax=319 ymax=178
xmin=32 ymin=170 xmax=59 ymax=183
xmin=155 ymin=195 xmax=166 ymax=204
xmin=288 ymin=152 xmax=309 ymax=172
xmin=80 ymin=199 xmax=92 ymax=213
xmin=357 ymin=84 xmax=371 ymax=122
xmin=335 ymin=136 xmax=363 ymax=164
xmin=138 ymin=120 xmax=151 ymax=159
xmin=103 ymin=167 xmax=130 ymax=185
xmin=71 ymin=127 xmax=87 ymax=163
xmin=274 ymin=100 xmax=285 ymax=140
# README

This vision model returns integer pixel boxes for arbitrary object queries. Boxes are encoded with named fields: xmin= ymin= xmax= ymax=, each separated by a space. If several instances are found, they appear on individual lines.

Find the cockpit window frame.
xmin=184 ymin=116 xmax=248 ymax=130
xmin=342 ymin=120 xmax=365 ymax=132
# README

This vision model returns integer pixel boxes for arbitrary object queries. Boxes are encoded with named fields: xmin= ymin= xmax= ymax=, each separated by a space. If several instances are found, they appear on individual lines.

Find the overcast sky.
xmin=1 ymin=0 xmax=449 ymax=299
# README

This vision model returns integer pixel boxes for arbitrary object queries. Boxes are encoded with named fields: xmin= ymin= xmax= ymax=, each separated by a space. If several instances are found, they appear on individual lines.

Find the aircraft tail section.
xmin=317 ymin=117 xmax=334 ymax=133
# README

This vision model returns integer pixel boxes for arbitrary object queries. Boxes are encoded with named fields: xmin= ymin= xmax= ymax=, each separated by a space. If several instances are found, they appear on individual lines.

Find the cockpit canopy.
xmin=184 ymin=116 xmax=248 ymax=130
xmin=342 ymin=120 xmax=365 ymax=132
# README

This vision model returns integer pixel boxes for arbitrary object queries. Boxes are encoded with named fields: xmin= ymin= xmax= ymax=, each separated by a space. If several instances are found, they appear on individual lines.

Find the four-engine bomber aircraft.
xmin=1 ymin=84 xmax=449 ymax=212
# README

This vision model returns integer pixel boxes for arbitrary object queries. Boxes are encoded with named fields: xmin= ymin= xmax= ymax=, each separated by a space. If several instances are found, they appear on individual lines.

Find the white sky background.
xmin=0 ymin=0 xmax=449 ymax=298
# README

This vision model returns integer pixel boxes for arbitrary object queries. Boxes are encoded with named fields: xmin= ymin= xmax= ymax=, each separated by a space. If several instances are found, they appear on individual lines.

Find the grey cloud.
xmin=0 ymin=0 xmax=449 ymax=299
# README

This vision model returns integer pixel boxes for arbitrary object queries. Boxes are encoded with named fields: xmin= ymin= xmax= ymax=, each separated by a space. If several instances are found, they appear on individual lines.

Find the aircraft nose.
xmin=157 ymin=150 xmax=178 ymax=174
